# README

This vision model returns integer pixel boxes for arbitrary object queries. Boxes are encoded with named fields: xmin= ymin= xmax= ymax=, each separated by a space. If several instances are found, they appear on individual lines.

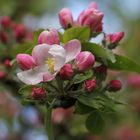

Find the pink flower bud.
xmin=106 ymin=32 xmax=124 ymax=44
xmin=16 ymin=54 xmax=36 ymax=70
xmin=95 ymin=22 xmax=103 ymax=33
xmin=59 ymin=64 xmax=73 ymax=80
xmin=4 ymin=59 xmax=12 ymax=68
xmin=1 ymin=16 xmax=11 ymax=28
xmin=38 ymin=29 xmax=60 ymax=45
xmin=0 ymin=71 xmax=6 ymax=79
xmin=76 ymin=51 xmax=95 ymax=72
xmin=95 ymin=65 xmax=107 ymax=74
xmin=59 ymin=8 xmax=74 ymax=28
xmin=31 ymin=87 xmax=46 ymax=99
xmin=84 ymin=79 xmax=96 ymax=92
xmin=0 ymin=30 xmax=8 ymax=43
xmin=77 ymin=7 xmax=104 ymax=33
xmin=108 ymin=80 xmax=122 ymax=92
xmin=88 ymin=2 xmax=98 ymax=9
xmin=14 ymin=24 xmax=26 ymax=41
xmin=127 ymin=74 xmax=140 ymax=89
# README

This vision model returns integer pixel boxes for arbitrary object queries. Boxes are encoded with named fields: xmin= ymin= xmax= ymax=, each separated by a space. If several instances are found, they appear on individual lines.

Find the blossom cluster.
xmin=16 ymin=2 xmax=123 ymax=107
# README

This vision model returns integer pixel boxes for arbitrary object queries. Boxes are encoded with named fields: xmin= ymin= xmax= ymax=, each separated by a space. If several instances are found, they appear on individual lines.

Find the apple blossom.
xmin=38 ymin=29 xmax=60 ymax=45
xmin=17 ymin=39 xmax=81 ymax=85
xmin=75 ymin=51 xmax=95 ymax=72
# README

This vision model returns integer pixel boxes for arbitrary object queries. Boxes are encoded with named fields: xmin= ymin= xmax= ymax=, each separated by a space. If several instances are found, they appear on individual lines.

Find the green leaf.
xmin=73 ymin=70 xmax=93 ymax=84
xmin=18 ymin=85 xmax=33 ymax=97
xmin=11 ymin=29 xmax=44 ymax=57
xmin=25 ymin=29 xmax=44 ymax=54
xmin=63 ymin=26 xmax=90 ymax=43
xmin=86 ymin=111 xmax=105 ymax=133
xmin=58 ymin=32 xmax=63 ymax=43
xmin=82 ymin=42 xmax=116 ymax=63
xmin=21 ymin=98 xmax=35 ymax=106
xmin=77 ymin=94 xmax=104 ymax=110
xmin=107 ymin=54 xmax=140 ymax=74
xmin=75 ymin=101 xmax=94 ymax=115
xmin=33 ymin=29 xmax=44 ymax=44
xmin=11 ymin=41 xmax=33 ymax=57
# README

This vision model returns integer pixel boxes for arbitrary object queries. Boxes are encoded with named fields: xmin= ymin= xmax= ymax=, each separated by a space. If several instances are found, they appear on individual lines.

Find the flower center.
xmin=46 ymin=58 xmax=55 ymax=73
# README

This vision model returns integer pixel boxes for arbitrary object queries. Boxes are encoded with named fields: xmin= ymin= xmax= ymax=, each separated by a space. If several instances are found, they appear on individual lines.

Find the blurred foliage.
xmin=0 ymin=0 xmax=65 ymax=20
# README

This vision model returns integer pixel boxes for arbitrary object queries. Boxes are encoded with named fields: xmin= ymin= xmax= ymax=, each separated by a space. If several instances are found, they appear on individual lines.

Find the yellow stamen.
xmin=46 ymin=58 xmax=55 ymax=73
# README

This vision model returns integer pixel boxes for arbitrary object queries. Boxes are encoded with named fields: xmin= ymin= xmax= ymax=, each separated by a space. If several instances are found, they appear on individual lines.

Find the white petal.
xmin=64 ymin=39 xmax=81 ymax=63
xmin=17 ymin=65 xmax=50 ymax=85
xmin=48 ymin=45 xmax=66 ymax=71
xmin=32 ymin=44 xmax=52 ymax=65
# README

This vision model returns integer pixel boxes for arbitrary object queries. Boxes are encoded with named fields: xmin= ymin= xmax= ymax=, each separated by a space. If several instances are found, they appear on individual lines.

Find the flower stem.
xmin=45 ymin=105 xmax=54 ymax=140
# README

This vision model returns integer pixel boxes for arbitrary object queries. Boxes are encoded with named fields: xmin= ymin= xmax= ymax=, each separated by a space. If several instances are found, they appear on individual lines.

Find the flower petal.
xmin=48 ymin=44 xmax=66 ymax=71
xmin=43 ymin=72 xmax=57 ymax=82
xmin=17 ymin=65 xmax=51 ymax=85
xmin=32 ymin=44 xmax=52 ymax=65
xmin=64 ymin=39 xmax=81 ymax=63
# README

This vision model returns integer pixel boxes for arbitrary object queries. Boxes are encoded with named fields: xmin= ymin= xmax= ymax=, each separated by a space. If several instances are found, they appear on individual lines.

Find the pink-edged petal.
xmin=48 ymin=45 xmax=66 ymax=71
xmin=43 ymin=72 xmax=58 ymax=82
xmin=32 ymin=44 xmax=52 ymax=65
xmin=64 ymin=39 xmax=81 ymax=63
xmin=17 ymin=65 xmax=50 ymax=85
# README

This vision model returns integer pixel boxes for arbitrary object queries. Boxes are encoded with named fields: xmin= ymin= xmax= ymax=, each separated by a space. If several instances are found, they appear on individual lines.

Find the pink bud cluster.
xmin=0 ymin=16 xmax=32 ymax=44
xmin=59 ymin=2 xmax=104 ymax=33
